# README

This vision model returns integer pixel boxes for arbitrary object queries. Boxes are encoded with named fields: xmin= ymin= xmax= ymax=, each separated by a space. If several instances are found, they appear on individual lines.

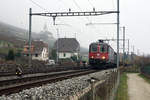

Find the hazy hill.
xmin=0 ymin=21 xmax=88 ymax=54
xmin=80 ymin=47 xmax=88 ymax=55
xmin=0 ymin=21 xmax=56 ymax=48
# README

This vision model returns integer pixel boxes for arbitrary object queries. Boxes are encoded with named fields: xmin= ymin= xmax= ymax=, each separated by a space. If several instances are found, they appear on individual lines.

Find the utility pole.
xmin=128 ymin=39 xmax=130 ymax=57
xmin=28 ymin=8 xmax=32 ymax=67
xmin=116 ymin=0 xmax=120 ymax=95
xmin=132 ymin=45 xmax=135 ymax=65
xmin=132 ymin=45 xmax=135 ymax=54
xmin=56 ymin=28 xmax=59 ymax=63
xmin=117 ymin=0 xmax=120 ymax=68
xmin=123 ymin=26 xmax=125 ymax=66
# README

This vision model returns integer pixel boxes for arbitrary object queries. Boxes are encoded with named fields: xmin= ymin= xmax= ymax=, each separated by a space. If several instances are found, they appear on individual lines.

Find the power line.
xmin=57 ymin=0 xmax=99 ymax=34
xmin=29 ymin=0 xmax=48 ymax=12
xmin=71 ymin=0 xmax=101 ymax=33
xmin=57 ymin=0 xmax=71 ymax=10
xmin=72 ymin=0 xmax=82 ymax=11
xmin=29 ymin=0 xmax=85 ymax=35
xmin=87 ymin=0 xmax=94 ymax=8
xmin=29 ymin=0 xmax=106 ymax=39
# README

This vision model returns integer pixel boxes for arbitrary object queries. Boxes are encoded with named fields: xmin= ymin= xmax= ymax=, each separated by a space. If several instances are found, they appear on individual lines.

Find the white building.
xmin=23 ymin=40 xmax=49 ymax=61
xmin=32 ymin=47 xmax=48 ymax=61
xmin=54 ymin=38 xmax=80 ymax=59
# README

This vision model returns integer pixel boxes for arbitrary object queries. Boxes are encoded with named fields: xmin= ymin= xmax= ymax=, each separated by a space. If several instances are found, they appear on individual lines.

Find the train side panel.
xmin=108 ymin=46 xmax=115 ymax=63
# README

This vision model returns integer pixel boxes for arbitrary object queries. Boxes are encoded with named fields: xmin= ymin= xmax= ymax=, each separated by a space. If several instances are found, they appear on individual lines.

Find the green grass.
xmin=0 ymin=48 xmax=10 ymax=54
xmin=115 ymin=73 xmax=129 ymax=100
xmin=139 ymin=73 xmax=150 ymax=84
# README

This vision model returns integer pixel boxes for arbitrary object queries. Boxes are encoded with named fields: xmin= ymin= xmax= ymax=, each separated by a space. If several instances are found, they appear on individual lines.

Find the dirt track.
xmin=127 ymin=73 xmax=150 ymax=100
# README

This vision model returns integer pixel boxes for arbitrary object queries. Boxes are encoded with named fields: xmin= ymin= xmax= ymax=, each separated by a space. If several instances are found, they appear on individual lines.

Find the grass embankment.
xmin=139 ymin=74 xmax=150 ymax=84
xmin=115 ymin=73 xmax=129 ymax=100
xmin=0 ymin=48 xmax=22 ymax=55
xmin=0 ymin=48 xmax=10 ymax=55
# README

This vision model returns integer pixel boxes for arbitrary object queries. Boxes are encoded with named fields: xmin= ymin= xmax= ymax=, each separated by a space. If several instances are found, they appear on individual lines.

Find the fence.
xmin=140 ymin=66 xmax=150 ymax=79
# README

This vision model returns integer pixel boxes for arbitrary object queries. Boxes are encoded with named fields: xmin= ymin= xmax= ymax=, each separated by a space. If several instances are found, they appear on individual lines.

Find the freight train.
xmin=89 ymin=40 xmax=117 ymax=68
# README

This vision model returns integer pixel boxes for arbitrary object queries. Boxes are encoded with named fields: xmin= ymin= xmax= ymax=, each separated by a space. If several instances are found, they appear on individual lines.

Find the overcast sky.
xmin=0 ymin=0 xmax=150 ymax=55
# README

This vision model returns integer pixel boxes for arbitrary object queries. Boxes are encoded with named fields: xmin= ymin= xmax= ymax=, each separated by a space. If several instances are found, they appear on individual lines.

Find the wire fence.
xmin=140 ymin=66 xmax=150 ymax=79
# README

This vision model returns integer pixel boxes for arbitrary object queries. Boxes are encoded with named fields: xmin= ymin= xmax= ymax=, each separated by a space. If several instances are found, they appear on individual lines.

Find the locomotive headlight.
xmin=102 ymin=56 xmax=105 ymax=59
xmin=91 ymin=56 xmax=94 ymax=58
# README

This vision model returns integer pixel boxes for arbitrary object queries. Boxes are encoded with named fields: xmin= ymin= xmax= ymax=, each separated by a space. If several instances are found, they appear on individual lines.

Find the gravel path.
xmin=127 ymin=73 xmax=150 ymax=100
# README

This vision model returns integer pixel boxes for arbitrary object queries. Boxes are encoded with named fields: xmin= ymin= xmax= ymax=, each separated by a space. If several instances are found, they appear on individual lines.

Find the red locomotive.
xmin=89 ymin=40 xmax=117 ymax=68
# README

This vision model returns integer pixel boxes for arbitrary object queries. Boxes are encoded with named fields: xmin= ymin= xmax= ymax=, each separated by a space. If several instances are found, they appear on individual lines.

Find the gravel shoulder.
xmin=127 ymin=73 xmax=150 ymax=100
xmin=0 ymin=69 xmax=112 ymax=100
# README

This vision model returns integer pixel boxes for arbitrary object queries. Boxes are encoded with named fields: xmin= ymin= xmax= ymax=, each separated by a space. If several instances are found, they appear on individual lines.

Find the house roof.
xmin=23 ymin=40 xmax=48 ymax=54
xmin=54 ymin=38 xmax=80 ymax=52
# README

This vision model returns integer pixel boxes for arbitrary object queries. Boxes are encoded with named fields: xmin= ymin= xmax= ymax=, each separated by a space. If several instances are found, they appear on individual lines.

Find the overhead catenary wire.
xmin=59 ymin=0 xmax=101 ymax=35
xmin=57 ymin=0 xmax=70 ymax=9
xmin=29 ymin=0 xmax=84 ymax=36
xmin=71 ymin=0 xmax=100 ymax=33
xmin=28 ymin=0 xmax=61 ymax=39
xmin=29 ymin=0 xmax=115 ymax=40
xmin=28 ymin=0 xmax=49 ymax=12
xmin=87 ymin=0 xmax=95 ymax=8
xmin=72 ymin=0 xmax=82 ymax=11
xmin=71 ymin=0 xmax=92 ymax=22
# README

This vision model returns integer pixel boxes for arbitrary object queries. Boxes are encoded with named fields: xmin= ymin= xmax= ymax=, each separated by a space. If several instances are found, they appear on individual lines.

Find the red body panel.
xmin=89 ymin=52 xmax=109 ymax=60
xmin=89 ymin=44 xmax=109 ymax=61
xmin=89 ymin=41 xmax=116 ymax=67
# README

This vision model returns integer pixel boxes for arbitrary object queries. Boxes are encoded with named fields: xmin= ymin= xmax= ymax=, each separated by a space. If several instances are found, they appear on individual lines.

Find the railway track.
xmin=0 ymin=65 xmax=91 ymax=77
xmin=0 ymin=69 xmax=97 ymax=96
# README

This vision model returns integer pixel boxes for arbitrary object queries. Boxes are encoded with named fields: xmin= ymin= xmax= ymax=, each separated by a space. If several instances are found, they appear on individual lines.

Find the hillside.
xmin=0 ymin=21 xmax=88 ymax=55
xmin=0 ymin=21 xmax=56 ymax=48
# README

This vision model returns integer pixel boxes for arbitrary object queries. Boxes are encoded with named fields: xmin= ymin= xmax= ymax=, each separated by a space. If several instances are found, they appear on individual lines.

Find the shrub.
xmin=71 ymin=55 xmax=78 ymax=62
xmin=5 ymin=49 xmax=15 ymax=61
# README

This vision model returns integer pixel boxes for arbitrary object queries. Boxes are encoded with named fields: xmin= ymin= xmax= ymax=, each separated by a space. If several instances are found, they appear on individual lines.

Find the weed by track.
xmin=139 ymin=73 xmax=150 ymax=84
xmin=115 ymin=72 xmax=129 ymax=100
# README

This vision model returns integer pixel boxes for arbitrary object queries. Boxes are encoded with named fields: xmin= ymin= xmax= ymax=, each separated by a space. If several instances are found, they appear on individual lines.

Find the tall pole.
xmin=123 ymin=26 xmax=125 ymax=66
xmin=116 ymin=0 xmax=120 ymax=93
xmin=132 ymin=45 xmax=135 ymax=65
xmin=128 ymin=39 xmax=130 ymax=56
xmin=117 ymin=0 xmax=120 ymax=68
xmin=133 ymin=45 xmax=134 ymax=54
xmin=56 ymin=28 xmax=59 ymax=63
xmin=29 ymin=8 xmax=32 ymax=67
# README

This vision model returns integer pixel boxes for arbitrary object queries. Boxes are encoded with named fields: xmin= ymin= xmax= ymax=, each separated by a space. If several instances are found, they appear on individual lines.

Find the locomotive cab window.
xmin=100 ymin=45 xmax=108 ymax=53
xmin=90 ymin=44 xmax=98 ymax=52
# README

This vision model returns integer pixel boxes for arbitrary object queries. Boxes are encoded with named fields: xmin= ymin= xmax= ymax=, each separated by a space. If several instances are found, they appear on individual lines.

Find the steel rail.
xmin=0 ymin=69 xmax=97 ymax=96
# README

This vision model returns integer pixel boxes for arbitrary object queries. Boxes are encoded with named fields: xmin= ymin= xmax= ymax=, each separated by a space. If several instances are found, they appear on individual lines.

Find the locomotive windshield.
xmin=100 ymin=45 xmax=108 ymax=53
xmin=90 ymin=44 xmax=98 ymax=52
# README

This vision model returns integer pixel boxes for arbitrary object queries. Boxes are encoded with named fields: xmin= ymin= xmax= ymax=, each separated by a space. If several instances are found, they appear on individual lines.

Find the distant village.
xmin=0 ymin=22 xmax=88 ymax=65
